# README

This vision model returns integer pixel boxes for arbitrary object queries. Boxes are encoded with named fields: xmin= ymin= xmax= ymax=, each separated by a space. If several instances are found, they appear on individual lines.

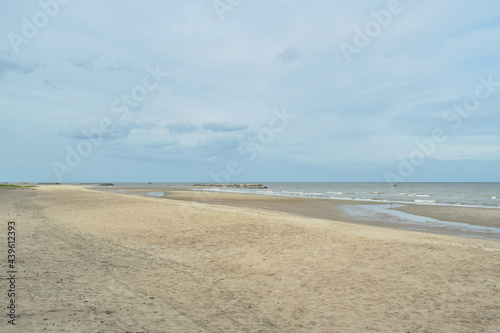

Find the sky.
xmin=1 ymin=0 xmax=499 ymax=183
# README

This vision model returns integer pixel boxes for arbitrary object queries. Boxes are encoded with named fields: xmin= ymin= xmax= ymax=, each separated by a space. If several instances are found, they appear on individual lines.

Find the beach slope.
xmin=1 ymin=186 xmax=498 ymax=332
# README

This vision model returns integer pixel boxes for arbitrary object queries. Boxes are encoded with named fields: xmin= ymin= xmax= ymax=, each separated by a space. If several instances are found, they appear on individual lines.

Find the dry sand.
xmin=1 ymin=185 xmax=499 ymax=332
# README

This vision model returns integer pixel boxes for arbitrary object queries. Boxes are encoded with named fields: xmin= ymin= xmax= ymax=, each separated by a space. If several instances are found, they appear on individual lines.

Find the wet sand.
xmin=1 ymin=185 xmax=499 ymax=332
xmin=393 ymin=204 xmax=500 ymax=228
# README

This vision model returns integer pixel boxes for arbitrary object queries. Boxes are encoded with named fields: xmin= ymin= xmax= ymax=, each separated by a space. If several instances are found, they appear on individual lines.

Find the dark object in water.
xmin=100 ymin=183 xmax=114 ymax=186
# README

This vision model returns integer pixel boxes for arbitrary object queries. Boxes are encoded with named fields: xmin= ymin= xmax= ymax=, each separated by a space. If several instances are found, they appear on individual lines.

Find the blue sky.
xmin=1 ymin=0 xmax=499 ymax=183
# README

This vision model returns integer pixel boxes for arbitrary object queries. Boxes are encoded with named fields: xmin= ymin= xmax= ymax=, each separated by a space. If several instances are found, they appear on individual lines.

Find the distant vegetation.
xmin=0 ymin=184 xmax=36 ymax=189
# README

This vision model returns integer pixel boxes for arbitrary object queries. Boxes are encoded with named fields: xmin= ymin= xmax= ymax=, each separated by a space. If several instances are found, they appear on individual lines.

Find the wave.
xmin=400 ymin=193 xmax=430 ymax=197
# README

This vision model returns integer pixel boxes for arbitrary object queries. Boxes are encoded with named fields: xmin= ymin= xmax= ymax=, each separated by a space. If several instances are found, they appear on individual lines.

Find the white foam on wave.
xmin=399 ymin=193 xmax=431 ymax=198
xmin=282 ymin=191 xmax=303 ymax=195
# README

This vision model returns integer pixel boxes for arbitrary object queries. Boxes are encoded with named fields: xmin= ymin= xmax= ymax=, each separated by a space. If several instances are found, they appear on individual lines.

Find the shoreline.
xmin=99 ymin=185 xmax=500 ymax=241
xmin=192 ymin=188 xmax=500 ymax=210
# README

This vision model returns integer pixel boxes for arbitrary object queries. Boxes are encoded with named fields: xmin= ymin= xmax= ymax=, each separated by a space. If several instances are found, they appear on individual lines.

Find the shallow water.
xmin=341 ymin=204 xmax=500 ymax=241
xmin=146 ymin=191 xmax=165 ymax=197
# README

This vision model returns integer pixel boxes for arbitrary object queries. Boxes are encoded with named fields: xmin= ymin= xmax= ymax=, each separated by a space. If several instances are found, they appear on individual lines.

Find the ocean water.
xmin=197 ymin=182 xmax=500 ymax=209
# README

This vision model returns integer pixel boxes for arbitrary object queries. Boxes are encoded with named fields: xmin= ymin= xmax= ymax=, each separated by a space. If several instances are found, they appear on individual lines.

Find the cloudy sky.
xmin=1 ymin=0 xmax=499 ymax=183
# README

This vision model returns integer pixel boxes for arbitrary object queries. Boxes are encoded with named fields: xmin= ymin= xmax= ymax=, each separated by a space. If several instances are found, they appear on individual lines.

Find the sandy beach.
xmin=1 ymin=185 xmax=499 ymax=332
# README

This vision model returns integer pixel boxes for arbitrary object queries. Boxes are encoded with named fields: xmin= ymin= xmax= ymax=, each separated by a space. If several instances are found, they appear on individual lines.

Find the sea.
xmin=102 ymin=182 xmax=500 ymax=241
xmin=190 ymin=182 xmax=500 ymax=208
